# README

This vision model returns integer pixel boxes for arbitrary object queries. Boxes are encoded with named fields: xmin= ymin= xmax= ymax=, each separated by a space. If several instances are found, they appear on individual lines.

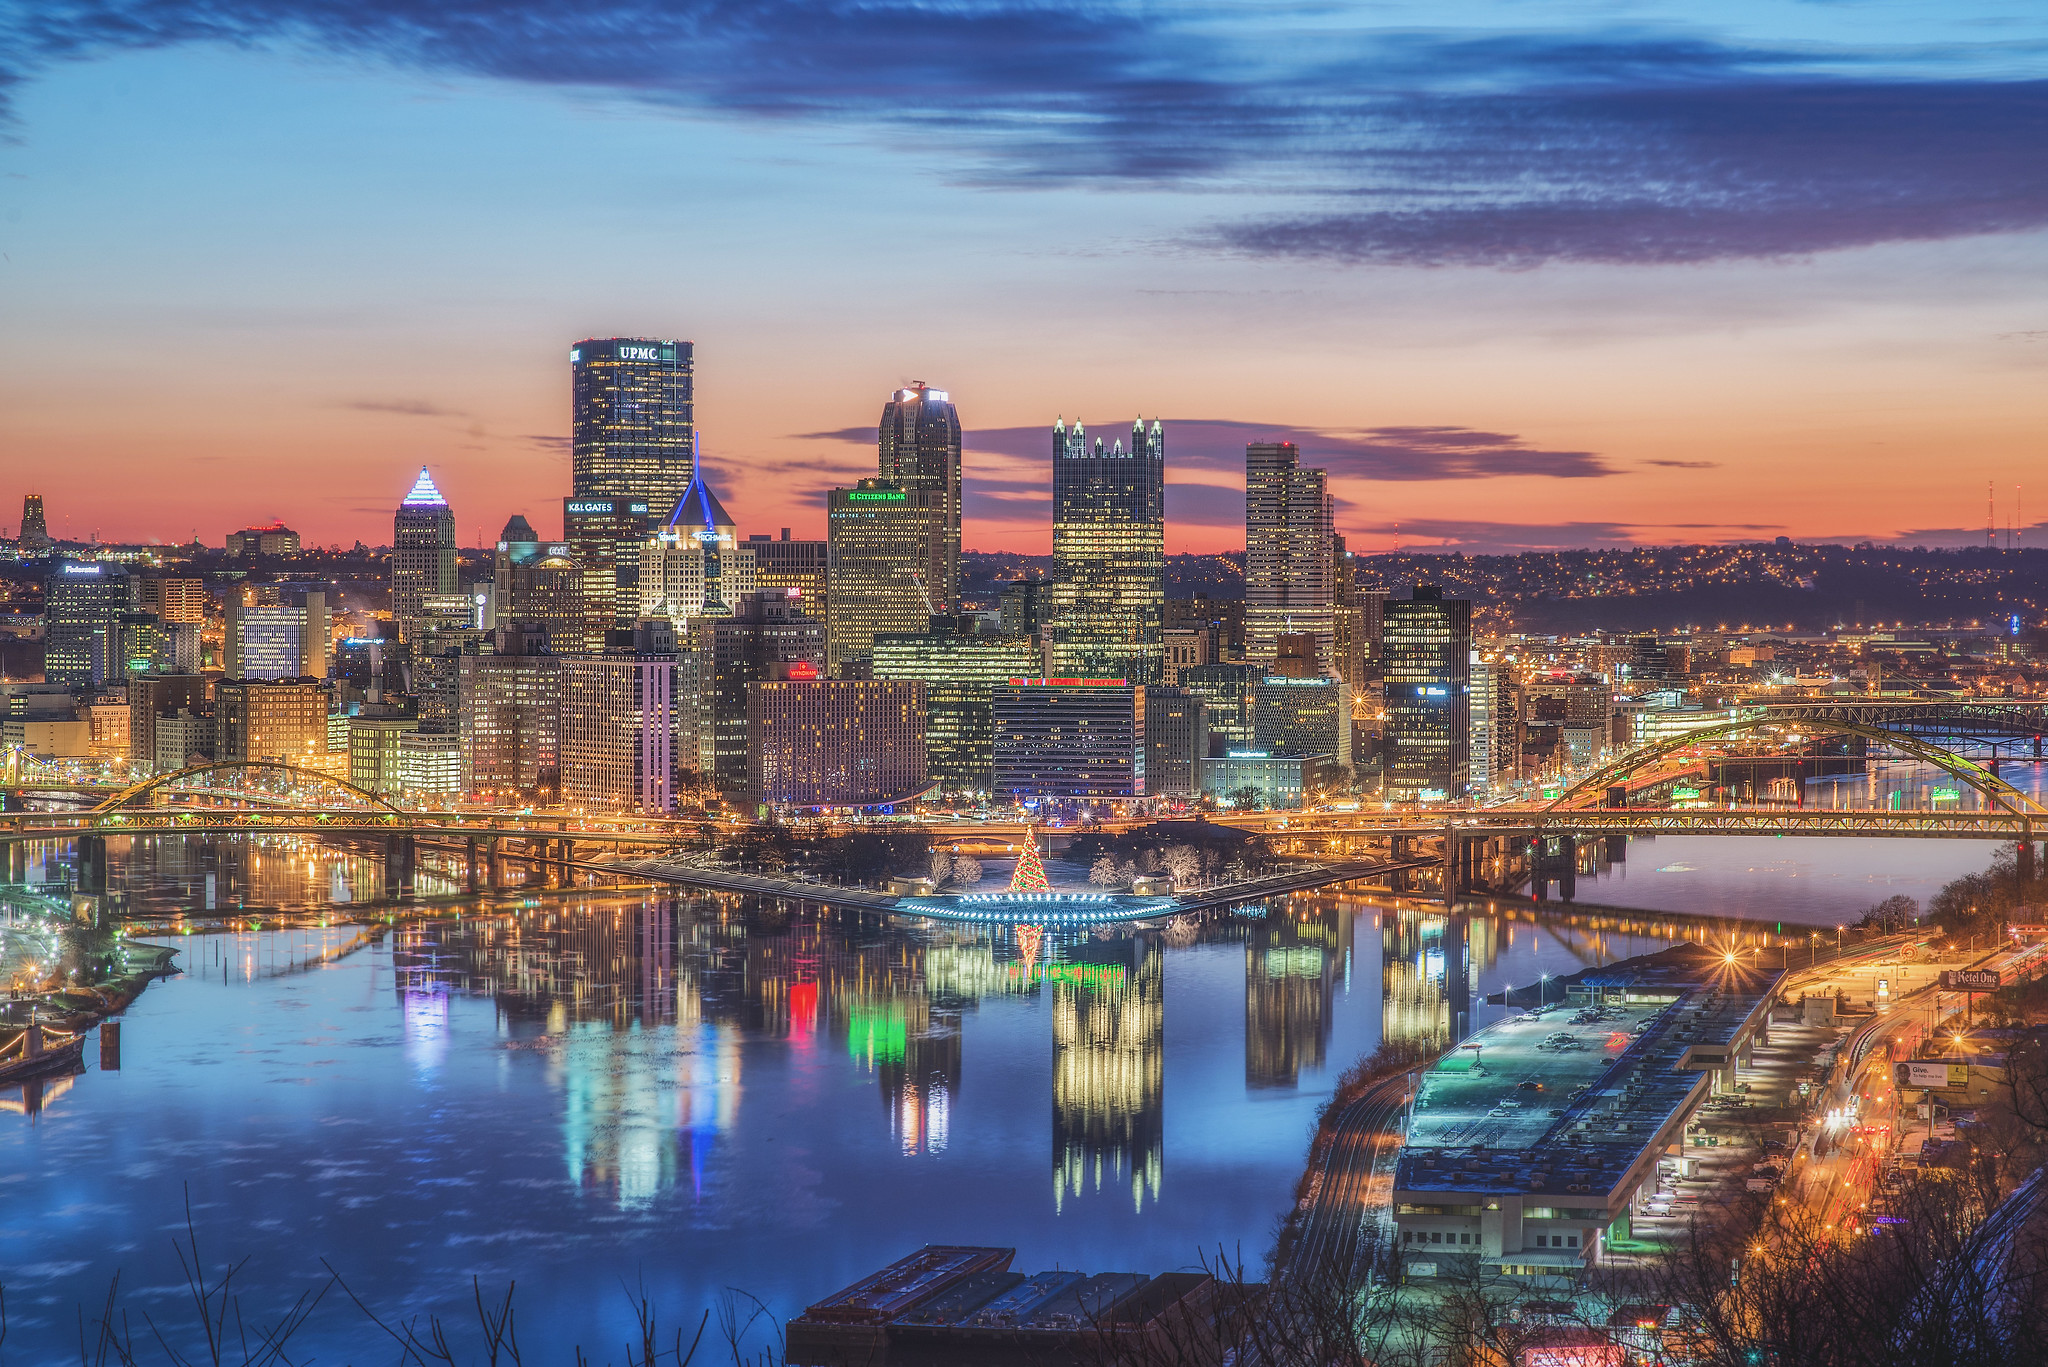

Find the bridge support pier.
xmin=383 ymin=833 xmax=415 ymax=898
xmin=484 ymin=841 xmax=501 ymax=891
xmin=1606 ymin=833 xmax=1626 ymax=864
xmin=76 ymin=833 xmax=108 ymax=892
xmin=6 ymin=840 xmax=24 ymax=884
xmin=1559 ymin=837 xmax=1576 ymax=901
xmin=2021 ymin=833 xmax=2036 ymax=890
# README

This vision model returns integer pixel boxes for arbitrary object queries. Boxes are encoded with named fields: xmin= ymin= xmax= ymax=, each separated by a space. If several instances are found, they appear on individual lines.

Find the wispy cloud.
xmin=4 ymin=5 xmax=2042 ymax=267
xmin=952 ymin=420 xmax=1610 ymax=481
xmin=1643 ymin=459 xmax=1717 ymax=469
xmin=341 ymin=398 xmax=463 ymax=418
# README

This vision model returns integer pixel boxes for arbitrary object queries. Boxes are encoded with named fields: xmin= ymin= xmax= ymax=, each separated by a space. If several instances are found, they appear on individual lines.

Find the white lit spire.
xmin=401 ymin=466 xmax=447 ymax=507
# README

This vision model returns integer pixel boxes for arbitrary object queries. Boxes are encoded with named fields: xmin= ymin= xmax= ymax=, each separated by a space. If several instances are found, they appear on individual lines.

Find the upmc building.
xmin=570 ymin=337 xmax=695 ymax=516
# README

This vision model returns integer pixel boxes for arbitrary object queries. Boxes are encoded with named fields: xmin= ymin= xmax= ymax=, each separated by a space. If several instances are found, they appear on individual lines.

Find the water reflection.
xmin=1052 ymin=938 xmax=1162 ymax=1213
xmin=1245 ymin=906 xmax=1351 ymax=1088
xmin=7 ymin=832 xmax=1871 ymax=1359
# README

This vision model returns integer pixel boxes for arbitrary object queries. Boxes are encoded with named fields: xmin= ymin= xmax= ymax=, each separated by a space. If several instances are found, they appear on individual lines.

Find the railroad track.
xmin=1288 ymin=1073 xmax=1408 ymax=1286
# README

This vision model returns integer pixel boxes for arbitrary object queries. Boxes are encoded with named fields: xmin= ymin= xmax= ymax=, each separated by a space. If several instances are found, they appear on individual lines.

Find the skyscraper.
xmin=699 ymin=589 xmax=828 ymax=791
xmin=875 ymin=384 xmax=961 ymax=611
xmin=826 ymin=480 xmax=946 ymax=674
xmin=871 ymin=624 xmax=1042 ymax=793
xmin=560 ymin=650 xmax=679 ymax=812
xmin=391 ymin=467 xmax=456 ymax=642
xmin=44 ymin=563 xmax=134 ymax=687
xmin=1049 ymin=418 xmax=1165 ymax=683
xmin=571 ymin=338 xmax=695 ymax=512
xmin=224 ymin=586 xmax=328 ymax=679
xmin=1382 ymin=585 xmax=1472 ymax=802
xmin=19 ymin=494 xmax=52 ymax=554
xmin=1244 ymin=442 xmax=1334 ymax=661
xmin=639 ymin=465 xmax=757 ymax=629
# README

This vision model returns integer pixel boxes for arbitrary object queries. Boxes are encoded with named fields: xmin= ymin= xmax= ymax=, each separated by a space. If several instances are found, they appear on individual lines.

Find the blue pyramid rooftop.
xmin=665 ymin=449 xmax=732 ymax=533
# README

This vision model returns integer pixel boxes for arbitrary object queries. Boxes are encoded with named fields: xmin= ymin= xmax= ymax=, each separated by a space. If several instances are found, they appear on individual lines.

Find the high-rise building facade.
xmin=826 ymin=481 xmax=946 ymax=673
xmin=137 ymin=576 xmax=208 ymax=625
xmin=562 ymin=495 xmax=655 ymax=628
xmin=225 ymin=524 xmax=301 ymax=558
xmin=1181 ymin=661 xmax=1258 ymax=756
xmin=1254 ymin=674 xmax=1351 ymax=769
xmin=571 ymin=337 xmax=695 ymax=511
xmin=391 ymin=467 xmax=456 ymax=642
xmin=19 ymin=494 xmax=51 ymax=554
xmin=871 ymin=627 xmax=1042 ymax=793
xmin=503 ymin=549 xmax=608 ymax=655
xmin=225 ymin=587 xmax=328 ymax=680
xmin=1049 ymin=418 xmax=1166 ymax=683
xmin=1382 ymin=586 xmax=1472 ymax=802
xmin=699 ymin=589 xmax=828 ymax=791
xmin=349 ymin=716 xmax=417 ymax=796
xmin=1141 ymin=685 xmax=1206 ymax=797
xmin=128 ymin=674 xmax=209 ymax=773
xmin=992 ymin=680 xmax=1144 ymax=799
xmin=746 ymin=675 xmax=929 ymax=809
xmin=639 ymin=467 xmax=756 ymax=628
xmin=875 ymin=384 xmax=962 ymax=611
xmin=560 ymin=652 xmax=678 ymax=812
xmin=748 ymin=532 xmax=829 ymax=618
xmin=459 ymin=643 xmax=563 ymax=804
xmin=44 ymin=563 xmax=135 ymax=687
xmin=215 ymin=680 xmax=329 ymax=766
xmin=1244 ymin=442 xmax=1334 ymax=661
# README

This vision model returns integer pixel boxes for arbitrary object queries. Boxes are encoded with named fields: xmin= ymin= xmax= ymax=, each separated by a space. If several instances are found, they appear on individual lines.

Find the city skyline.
xmin=1 ymin=3 xmax=2043 ymax=555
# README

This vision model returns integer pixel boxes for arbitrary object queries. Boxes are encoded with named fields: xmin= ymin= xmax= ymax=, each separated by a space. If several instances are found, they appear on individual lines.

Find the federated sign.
xmin=1897 ymin=1061 xmax=1970 ymax=1090
xmin=1941 ymin=969 xmax=2001 ymax=991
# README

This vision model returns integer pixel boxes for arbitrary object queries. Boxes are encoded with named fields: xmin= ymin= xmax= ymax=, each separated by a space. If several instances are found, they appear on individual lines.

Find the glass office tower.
xmin=1244 ymin=441 xmax=1334 ymax=662
xmin=571 ymin=338 xmax=695 ymax=513
xmin=1049 ymin=418 xmax=1165 ymax=683
xmin=875 ymin=384 xmax=962 ymax=612
xmin=1382 ymin=585 xmax=1472 ymax=802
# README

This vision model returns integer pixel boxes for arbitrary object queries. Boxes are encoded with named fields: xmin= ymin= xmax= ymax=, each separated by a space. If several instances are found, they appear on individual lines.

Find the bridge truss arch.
xmin=1546 ymin=718 xmax=2048 ymax=817
xmin=91 ymin=761 xmax=410 ymax=816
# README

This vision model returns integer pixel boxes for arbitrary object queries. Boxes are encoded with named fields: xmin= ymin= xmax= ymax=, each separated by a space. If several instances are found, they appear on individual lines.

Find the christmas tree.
xmin=1008 ymin=829 xmax=1050 ymax=891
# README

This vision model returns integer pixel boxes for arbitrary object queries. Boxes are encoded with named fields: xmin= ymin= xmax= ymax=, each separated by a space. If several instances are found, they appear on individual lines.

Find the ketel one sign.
xmin=1941 ymin=969 xmax=2001 ymax=991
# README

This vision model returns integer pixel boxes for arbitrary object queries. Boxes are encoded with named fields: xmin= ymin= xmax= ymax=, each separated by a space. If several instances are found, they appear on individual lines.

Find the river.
xmin=0 ymin=826 xmax=2004 ymax=1361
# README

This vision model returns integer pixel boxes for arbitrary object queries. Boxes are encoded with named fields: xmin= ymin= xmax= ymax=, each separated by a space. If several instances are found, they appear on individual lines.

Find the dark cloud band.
xmin=20 ymin=4 xmax=2030 ymax=267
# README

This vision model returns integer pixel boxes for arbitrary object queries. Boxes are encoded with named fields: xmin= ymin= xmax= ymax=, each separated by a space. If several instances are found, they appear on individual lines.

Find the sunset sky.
xmin=1 ymin=1 xmax=2043 ymax=555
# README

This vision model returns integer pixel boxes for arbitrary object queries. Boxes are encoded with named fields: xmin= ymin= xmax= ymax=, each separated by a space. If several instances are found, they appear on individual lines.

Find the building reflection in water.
xmin=1381 ymin=907 xmax=1502 ymax=1051
xmin=1050 ymin=936 xmax=1163 ymax=1214
xmin=364 ymin=890 xmax=1188 ymax=1215
xmin=1244 ymin=898 xmax=1354 ymax=1089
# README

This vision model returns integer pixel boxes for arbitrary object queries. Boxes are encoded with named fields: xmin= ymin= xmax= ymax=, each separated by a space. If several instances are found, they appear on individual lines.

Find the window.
xmin=1460 ymin=1232 xmax=1471 ymax=1245
xmin=1568 ymin=1235 xmax=1579 ymax=1248
xmin=1430 ymin=1231 xmax=1442 ymax=1244
xmin=1535 ymin=1235 xmax=1547 ymax=1247
xmin=1402 ymin=1231 xmax=1412 ymax=1244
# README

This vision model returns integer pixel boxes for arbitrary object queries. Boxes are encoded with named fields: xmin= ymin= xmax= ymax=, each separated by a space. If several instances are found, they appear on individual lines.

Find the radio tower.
xmin=1989 ymin=481 xmax=1996 ymax=549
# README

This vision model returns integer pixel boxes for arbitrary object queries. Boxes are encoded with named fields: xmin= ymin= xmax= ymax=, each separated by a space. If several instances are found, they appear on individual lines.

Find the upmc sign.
xmin=1941 ymin=969 xmax=2001 ymax=991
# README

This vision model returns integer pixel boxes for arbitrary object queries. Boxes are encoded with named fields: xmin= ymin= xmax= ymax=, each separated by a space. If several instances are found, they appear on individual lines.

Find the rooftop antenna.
xmin=1988 ymin=481 xmax=1996 ymax=549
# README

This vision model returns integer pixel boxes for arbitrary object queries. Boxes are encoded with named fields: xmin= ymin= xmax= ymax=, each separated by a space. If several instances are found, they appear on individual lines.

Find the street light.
xmin=1539 ymin=973 xmax=1551 ymax=1008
